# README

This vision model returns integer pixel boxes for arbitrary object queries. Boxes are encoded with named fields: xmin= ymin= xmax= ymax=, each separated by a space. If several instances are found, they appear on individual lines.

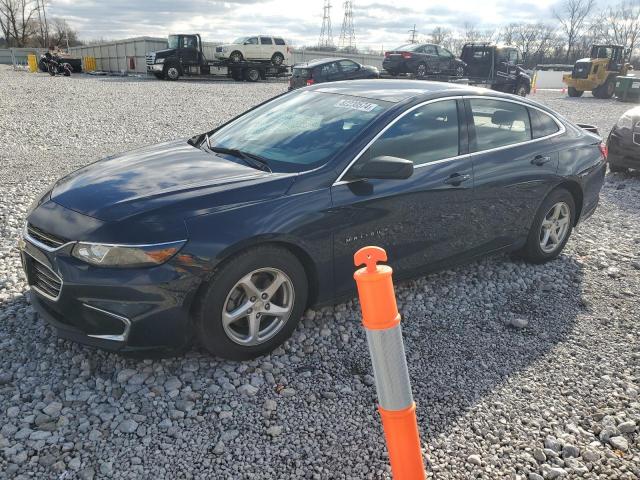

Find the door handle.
xmin=443 ymin=173 xmax=471 ymax=186
xmin=531 ymin=155 xmax=552 ymax=166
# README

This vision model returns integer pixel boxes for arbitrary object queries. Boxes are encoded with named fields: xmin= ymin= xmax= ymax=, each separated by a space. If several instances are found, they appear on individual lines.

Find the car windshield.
xmin=168 ymin=35 xmax=179 ymax=49
xmin=206 ymin=91 xmax=391 ymax=172
xmin=233 ymin=37 xmax=248 ymax=44
xmin=395 ymin=43 xmax=423 ymax=52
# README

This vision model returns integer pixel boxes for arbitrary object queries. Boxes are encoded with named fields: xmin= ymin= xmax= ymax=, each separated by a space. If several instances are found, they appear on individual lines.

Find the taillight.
xmin=599 ymin=142 xmax=608 ymax=161
xmin=402 ymin=52 xmax=412 ymax=59
xmin=306 ymin=79 xmax=315 ymax=86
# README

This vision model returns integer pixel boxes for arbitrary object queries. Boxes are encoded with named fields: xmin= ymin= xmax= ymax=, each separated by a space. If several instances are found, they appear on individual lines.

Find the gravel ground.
xmin=0 ymin=66 xmax=639 ymax=480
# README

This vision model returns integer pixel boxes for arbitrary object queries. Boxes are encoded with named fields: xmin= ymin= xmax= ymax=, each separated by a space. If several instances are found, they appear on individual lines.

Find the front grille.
xmin=145 ymin=53 xmax=155 ymax=65
xmin=572 ymin=61 xmax=591 ymax=79
xmin=26 ymin=256 xmax=62 ymax=300
xmin=26 ymin=223 xmax=67 ymax=249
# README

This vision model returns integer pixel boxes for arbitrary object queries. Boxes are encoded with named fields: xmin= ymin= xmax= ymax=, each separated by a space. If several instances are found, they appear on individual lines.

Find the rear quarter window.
xmin=469 ymin=99 xmax=532 ymax=151
xmin=274 ymin=38 xmax=286 ymax=45
xmin=530 ymin=108 xmax=560 ymax=139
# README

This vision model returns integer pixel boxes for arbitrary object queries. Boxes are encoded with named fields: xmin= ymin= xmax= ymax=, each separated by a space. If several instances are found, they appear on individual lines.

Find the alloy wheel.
xmin=416 ymin=64 xmax=427 ymax=77
xmin=455 ymin=66 xmax=464 ymax=77
xmin=539 ymin=202 xmax=570 ymax=253
xmin=222 ymin=268 xmax=295 ymax=346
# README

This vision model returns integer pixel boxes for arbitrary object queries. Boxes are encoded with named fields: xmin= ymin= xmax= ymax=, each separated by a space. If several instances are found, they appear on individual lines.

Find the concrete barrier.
xmin=533 ymin=69 xmax=572 ymax=89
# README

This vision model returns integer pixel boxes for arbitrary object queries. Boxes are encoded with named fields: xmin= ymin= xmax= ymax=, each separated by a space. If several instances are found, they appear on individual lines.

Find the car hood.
xmin=51 ymin=139 xmax=296 ymax=222
xmin=153 ymin=48 xmax=176 ymax=59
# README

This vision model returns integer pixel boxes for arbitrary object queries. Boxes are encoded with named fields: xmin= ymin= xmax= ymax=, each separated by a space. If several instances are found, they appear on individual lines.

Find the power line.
xmin=408 ymin=24 xmax=418 ymax=44
xmin=318 ymin=0 xmax=334 ymax=49
xmin=338 ymin=0 xmax=355 ymax=51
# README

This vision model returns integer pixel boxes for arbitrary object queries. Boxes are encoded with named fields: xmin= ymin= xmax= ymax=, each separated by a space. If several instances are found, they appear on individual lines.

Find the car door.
xmin=466 ymin=97 xmax=560 ymax=250
xmin=180 ymin=35 xmax=199 ymax=66
xmin=337 ymin=59 xmax=361 ymax=80
xmin=421 ymin=44 xmax=440 ymax=73
xmin=318 ymin=61 xmax=342 ymax=83
xmin=436 ymin=46 xmax=455 ymax=74
xmin=259 ymin=36 xmax=274 ymax=60
xmin=330 ymin=98 xmax=475 ymax=296
xmin=243 ymin=37 xmax=260 ymax=59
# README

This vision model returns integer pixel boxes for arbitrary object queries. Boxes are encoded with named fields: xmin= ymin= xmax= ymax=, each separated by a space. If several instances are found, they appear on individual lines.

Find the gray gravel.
xmin=1 ymin=66 xmax=639 ymax=479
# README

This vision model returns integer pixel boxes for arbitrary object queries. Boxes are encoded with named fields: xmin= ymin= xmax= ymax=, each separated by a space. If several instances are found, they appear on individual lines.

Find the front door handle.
xmin=531 ymin=155 xmax=552 ymax=166
xmin=443 ymin=173 xmax=471 ymax=186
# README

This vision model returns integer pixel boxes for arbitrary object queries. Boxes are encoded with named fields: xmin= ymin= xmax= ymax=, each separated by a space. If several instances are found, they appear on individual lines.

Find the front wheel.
xmin=454 ymin=65 xmax=465 ymax=77
xmin=164 ymin=64 xmax=180 ymax=81
xmin=567 ymin=87 xmax=583 ymax=97
xmin=518 ymin=188 xmax=575 ymax=264
xmin=195 ymin=246 xmax=308 ymax=360
xmin=229 ymin=51 xmax=243 ymax=63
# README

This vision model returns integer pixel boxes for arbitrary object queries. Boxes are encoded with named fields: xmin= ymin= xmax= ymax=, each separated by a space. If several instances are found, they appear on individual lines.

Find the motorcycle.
xmin=39 ymin=53 xmax=72 ymax=77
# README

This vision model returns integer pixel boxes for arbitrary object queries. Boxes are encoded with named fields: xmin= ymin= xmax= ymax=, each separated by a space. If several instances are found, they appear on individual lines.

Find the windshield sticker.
xmin=334 ymin=99 xmax=380 ymax=112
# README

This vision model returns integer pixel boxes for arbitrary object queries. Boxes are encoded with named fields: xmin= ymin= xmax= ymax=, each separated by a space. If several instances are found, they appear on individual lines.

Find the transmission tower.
xmin=408 ymin=25 xmax=418 ymax=44
xmin=338 ymin=1 xmax=356 ymax=51
xmin=318 ymin=0 xmax=334 ymax=49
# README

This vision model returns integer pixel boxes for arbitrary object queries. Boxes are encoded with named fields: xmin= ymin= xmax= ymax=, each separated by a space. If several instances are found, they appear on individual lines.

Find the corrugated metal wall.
xmin=69 ymin=37 xmax=168 ymax=73
xmin=0 ymin=48 xmax=47 ymax=66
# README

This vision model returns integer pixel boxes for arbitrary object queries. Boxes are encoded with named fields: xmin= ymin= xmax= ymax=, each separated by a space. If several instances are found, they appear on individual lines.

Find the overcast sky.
xmin=48 ymin=0 xmax=584 ymax=49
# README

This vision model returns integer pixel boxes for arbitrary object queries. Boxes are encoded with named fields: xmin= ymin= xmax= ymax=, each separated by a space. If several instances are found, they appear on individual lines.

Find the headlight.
xmin=155 ymin=58 xmax=165 ymax=64
xmin=72 ymin=240 xmax=185 ymax=268
xmin=616 ymin=113 xmax=633 ymax=130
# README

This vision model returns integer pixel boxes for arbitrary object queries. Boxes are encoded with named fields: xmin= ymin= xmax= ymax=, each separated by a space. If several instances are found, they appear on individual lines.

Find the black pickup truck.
xmin=460 ymin=43 xmax=531 ymax=96
xmin=146 ymin=33 xmax=289 ymax=82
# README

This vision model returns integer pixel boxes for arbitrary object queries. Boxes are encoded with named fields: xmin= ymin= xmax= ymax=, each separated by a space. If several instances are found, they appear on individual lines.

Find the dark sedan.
xmin=21 ymin=81 xmax=606 ymax=360
xmin=607 ymin=106 xmax=640 ymax=172
xmin=383 ymin=43 xmax=466 ymax=78
xmin=289 ymin=57 xmax=379 ymax=89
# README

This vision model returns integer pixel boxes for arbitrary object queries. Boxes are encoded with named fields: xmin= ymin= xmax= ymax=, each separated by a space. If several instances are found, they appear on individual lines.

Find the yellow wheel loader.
xmin=562 ymin=45 xmax=632 ymax=98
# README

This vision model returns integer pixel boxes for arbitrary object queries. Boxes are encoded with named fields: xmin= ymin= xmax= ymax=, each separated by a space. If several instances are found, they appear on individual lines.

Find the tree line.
xmin=0 ymin=0 xmax=81 ymax=48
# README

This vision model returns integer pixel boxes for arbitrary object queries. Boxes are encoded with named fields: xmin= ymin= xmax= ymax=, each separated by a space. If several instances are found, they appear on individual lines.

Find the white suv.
xmin=215 ymin=36 xmax=291 ymax=65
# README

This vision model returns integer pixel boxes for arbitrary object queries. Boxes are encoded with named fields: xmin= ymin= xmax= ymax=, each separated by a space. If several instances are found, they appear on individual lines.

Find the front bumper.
xmin=147 ymin=64 xmax=163 ymax=72
xmin=607 ymin=129 xmax=640 ymax=169
xmin=19 ymin=223 xmax=202 ymax=352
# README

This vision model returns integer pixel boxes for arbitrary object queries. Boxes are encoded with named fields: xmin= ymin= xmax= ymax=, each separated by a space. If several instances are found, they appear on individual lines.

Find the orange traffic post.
xmin=353 ymin=246 xmax=426 ymax=480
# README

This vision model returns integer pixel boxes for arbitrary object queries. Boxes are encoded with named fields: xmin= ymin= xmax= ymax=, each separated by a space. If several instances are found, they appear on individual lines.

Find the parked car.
xmin=607 ymin=106 xmax=640 ymax=172
xmin=289 ymin=57 xmax=379 ymax=89
xmin=20 ymin=80 xmax=606 ymax=360
xmin=214 ymin=35 xmax=291 ymax=65
xmin=382 ymin=43 xmax=466 ymax=78
xmin=461 ymin=43 xmax=531 ymax=96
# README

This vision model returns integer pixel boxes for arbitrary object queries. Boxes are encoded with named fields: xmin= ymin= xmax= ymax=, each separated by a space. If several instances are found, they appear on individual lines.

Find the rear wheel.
xmin=518 ymin=188 xmax=575 ymax=264
xmin=47 ymin=63 xmax=56 ymax=76
xmin=567 ymin=87 xmax=583 ymax=97
xmin=271 ymin=52 xmax=284 ymax=66
xmin=195 ymin=246 xmax=308 ymax=360
xmin=515 ymin=83 xmax=528 ymax=97
xmin=415 ymin=62 xmax=428 ymax=78
xmin=594 ymin=78 xmax=615 ymax=99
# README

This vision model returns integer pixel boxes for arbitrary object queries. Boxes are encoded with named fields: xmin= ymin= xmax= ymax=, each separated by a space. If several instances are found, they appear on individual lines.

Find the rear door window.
xmin=365 ymin=100 xmax=460 ymax=166
xmin=469 ymin=99 xmax=532 ymax=151
xmin=319 ymin=62 xmax=340 ymax=78
xmin=260 ymin=37 xmax=273 ymax=45
xmin=423 ymin=45 xmax=437 ymax=55
xmin=338 ymin=60 xmax=359 ymax=73
xmin=529 ymin=108 xmax=560 ymax=139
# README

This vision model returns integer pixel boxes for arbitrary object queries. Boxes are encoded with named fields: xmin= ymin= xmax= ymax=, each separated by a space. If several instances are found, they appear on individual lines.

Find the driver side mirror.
xmin=347 ymin=156 xmax=414 ymax=181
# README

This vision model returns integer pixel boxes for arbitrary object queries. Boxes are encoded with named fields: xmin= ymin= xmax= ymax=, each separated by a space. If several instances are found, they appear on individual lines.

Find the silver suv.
xmin=215 ymin=36 xmax=291 ymax=65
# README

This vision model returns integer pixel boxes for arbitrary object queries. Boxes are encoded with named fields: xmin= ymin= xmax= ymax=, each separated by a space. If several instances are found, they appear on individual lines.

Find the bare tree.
xmin=553 ymin=0 xmax=596 ymax=61
xmin=604 ymin=0 xmax=640 ymax=56
xmin=0 ymin=0 xmax=39 ymax=47
xmin=46 ymin=17 xmax=81 ymax=48
xmin=430 ymin=26 xmax=452 ymax=45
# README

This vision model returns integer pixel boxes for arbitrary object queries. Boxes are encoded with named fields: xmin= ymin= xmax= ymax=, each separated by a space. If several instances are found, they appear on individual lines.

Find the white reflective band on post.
xmin=365 ymin=324 xmax=414 ymax=411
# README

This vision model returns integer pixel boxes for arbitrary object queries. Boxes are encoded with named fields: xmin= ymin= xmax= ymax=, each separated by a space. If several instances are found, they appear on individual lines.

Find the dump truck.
xmin=563 ymin=44 xmax=632 ymax=98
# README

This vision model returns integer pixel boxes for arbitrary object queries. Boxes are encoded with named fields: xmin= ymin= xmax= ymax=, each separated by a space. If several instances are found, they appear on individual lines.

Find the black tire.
xmin=518 ymin=188 xmax=575 ymax=264
xmin=595 ymin=78 xmax=615 ymax=99
xmin=164 ymin=64 xmax=180 ymax=81
xmin=609 ymin=164 xmax=628 ymax=173
xmin=47 ymin=63 xmax=56 ymax=76
xmin=271 ymin=52 xmax=284 ymax=66
xmin=63 ymin=64 xmax=72 ymax=76
xmin=153 ymin=72 xmax=164 ymax=80
xmin=454 ymin=65 xmax=465 ymax=77
xmin=229 ymin=51 xmax=243 ymax=63
xmin=515 ymin=83 xmax=528 ymax=97
xmin=195 ymin=246 xmax=308 ymax=360
xmin=244 ymin=67 xmax=260 ymax=82
xmin=38 ymin=60 xmax=47 ymax=72
xmin=415 ymin=62 xmax=428 ymax=78
xmin=567 ymin=87 xmax=583 ymax=97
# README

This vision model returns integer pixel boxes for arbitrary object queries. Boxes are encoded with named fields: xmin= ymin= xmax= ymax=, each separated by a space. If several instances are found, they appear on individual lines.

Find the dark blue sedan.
xmin=20 ymin=80 xmax=607 ymax=359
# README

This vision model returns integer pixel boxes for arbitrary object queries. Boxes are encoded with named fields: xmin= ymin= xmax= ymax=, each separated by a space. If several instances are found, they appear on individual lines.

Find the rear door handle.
xmin=443 ymin=173 xmax=471 ymax=186
xmin=531 ymin=155 xmax=552 ymax=166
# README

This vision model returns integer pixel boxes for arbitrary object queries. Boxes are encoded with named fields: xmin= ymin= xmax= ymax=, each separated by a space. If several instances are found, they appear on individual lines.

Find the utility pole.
xmin=338 ymin=0 xmax=356 ymax=52
xmin=408 ymin=24 xmax=418 ymax=44
xmin=318 ymin=0 xmax=334 ymax=49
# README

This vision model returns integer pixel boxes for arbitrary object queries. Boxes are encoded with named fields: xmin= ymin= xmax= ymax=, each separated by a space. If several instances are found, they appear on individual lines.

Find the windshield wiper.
xmin=207 ymin=145 xmax=272 ymax=172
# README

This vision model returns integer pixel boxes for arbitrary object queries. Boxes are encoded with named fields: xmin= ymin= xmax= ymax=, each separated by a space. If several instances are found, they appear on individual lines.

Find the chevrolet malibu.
xmin=20 ymin=80 xmax=607 ymax=360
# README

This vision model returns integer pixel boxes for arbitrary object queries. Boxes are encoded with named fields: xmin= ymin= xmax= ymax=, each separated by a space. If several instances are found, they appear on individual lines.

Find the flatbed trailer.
xmin=146 ymin=33 xmax=290 ymax=82
xmin=379 ymin=71 xmax=469 ymax=84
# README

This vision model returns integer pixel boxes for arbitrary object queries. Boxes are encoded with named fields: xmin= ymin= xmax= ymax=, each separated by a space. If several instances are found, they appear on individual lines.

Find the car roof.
xmin=294 ymin=57 xmax=351 ymax=68
xmin=309 ymin=79 xmax=488 ymax=103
